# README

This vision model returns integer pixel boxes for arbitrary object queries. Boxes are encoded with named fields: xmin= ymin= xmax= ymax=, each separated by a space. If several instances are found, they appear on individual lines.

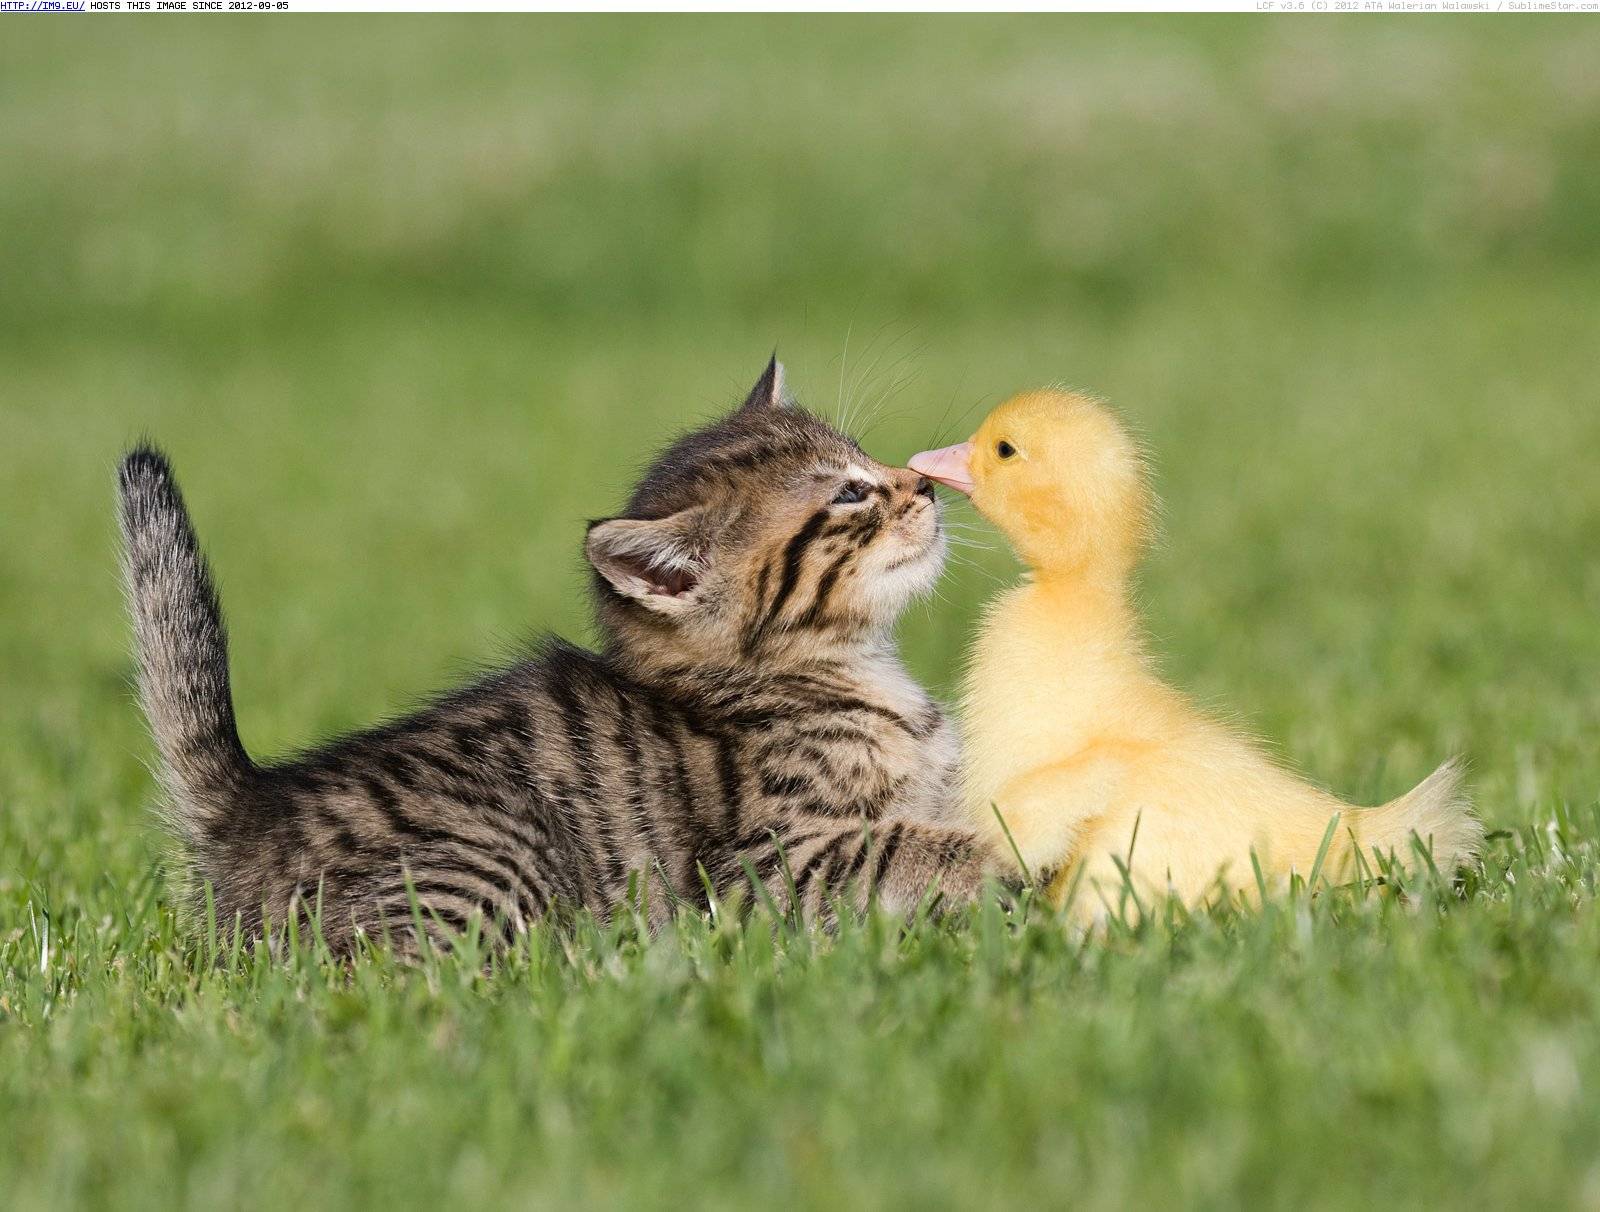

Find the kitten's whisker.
xmin=844 ymin=322 xmax=915 ymax=437
xmin=855 ymin=326 xmax=923 ymax=439
xmin=839 ymin=319 xmax=891 ymax=434
xmin=943 ymin=559 xmax=1009 ymax=589
xmin=865 ymin=343 xmax=927 ymax=437
xmin=926 ymin=390 xmax=993 ymax=449
xmin=833 ymin=320 xmax=854 ymax=430
xmin=855 ymin=376 xmax=925 ymax=443
xmin=926 ymin=373 xmax=969 ymax=449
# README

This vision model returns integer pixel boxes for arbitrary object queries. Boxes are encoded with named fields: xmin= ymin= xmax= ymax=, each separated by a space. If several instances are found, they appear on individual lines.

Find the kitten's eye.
xmin=996 ymin=440 xmax=1017 ymax=460
xmin=832 ymin=481 xmax=870 ymax=506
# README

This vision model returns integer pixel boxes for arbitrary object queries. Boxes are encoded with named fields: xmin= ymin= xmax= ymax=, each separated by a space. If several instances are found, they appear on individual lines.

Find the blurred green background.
xmin=3 ymin=17 xmax=1600 ymax=1208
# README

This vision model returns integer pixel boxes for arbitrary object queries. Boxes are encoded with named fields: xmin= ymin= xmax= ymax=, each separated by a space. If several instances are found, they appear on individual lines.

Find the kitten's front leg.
xmin=892 ymin=713 xmax=969 ymax=828
xmin=742 ymin=813 xmax=1000 ymax=919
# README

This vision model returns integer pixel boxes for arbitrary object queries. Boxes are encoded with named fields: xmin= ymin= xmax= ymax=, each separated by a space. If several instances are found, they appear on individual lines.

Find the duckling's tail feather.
xmin=1352 ymin=758 xmax=1481 ymax=873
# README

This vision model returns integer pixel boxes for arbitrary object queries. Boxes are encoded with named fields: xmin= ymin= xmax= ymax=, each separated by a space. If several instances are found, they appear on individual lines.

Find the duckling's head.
xmin=910 ymin=389 xmax=1152 ymax=578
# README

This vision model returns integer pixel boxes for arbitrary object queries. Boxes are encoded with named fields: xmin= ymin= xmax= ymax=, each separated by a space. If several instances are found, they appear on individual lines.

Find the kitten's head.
xmin=586 ymin=358 xmax=945 ymax=672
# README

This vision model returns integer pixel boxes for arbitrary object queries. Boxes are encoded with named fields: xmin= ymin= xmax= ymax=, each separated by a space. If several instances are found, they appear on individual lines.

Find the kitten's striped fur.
xmin=118 ymin=360 xmax=994 ymax=953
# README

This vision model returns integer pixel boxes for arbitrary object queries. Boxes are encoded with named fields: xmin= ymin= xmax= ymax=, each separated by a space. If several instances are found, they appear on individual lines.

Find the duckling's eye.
xmin=996 ymin=440 xmax=1017 ymax=460
xmin=832 ymin=481 xmax=870 ymax=505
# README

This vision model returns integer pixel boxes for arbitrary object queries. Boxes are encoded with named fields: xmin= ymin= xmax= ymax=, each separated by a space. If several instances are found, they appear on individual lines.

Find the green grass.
xmin=3 ymin=17 xmax=1599 ymax=1210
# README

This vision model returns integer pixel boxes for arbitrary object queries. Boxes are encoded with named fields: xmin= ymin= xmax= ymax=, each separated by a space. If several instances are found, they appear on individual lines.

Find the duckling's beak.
xmin=908 ymin=442 xmax=975 ymax=496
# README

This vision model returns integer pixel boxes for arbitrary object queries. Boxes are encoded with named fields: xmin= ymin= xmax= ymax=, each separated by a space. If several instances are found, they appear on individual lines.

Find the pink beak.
xmin=908 ymin=441 xmax=975 ymax=496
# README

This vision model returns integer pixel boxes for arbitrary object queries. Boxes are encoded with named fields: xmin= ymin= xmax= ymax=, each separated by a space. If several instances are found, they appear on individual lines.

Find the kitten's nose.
xmin=914 ymin=476 xmax=934 ymax=499
xmin=888 ymin=465 xmax=931 ymax=499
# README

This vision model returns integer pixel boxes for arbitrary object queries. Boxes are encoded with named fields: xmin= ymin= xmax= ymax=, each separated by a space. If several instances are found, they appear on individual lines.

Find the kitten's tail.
xmin=117 ymin=446 xmax=256 ymax=849
xmin=1348 ymin=757 xmax=1482 ymax=874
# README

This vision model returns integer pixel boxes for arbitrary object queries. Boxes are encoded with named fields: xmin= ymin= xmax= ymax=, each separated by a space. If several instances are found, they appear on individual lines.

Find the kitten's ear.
xmin=738 ymin=355 xmax=788 ymax=412
xmin=586 ymin=506 xmax=718 ymax=615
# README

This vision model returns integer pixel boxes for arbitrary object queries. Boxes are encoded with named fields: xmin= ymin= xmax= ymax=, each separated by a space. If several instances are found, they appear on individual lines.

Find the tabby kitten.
xmin=119 ymin=360 xmax=994 ymax=953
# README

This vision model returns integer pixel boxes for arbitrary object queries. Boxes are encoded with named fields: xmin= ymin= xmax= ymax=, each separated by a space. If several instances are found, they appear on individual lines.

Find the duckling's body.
xmin=912 ymin=390 xmax=1479 ymax=918
xmin=964 ymin=572 xmax=1468 ymax=908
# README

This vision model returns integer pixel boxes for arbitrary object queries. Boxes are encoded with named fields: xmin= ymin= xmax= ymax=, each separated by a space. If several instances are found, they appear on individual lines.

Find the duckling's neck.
xmin=1024 ymin=564 xmax=1141 ymax=650
xmin=1036 ymin=559 xmax=1126 ymax=607
xmin=966 ymin=560 xmax=1148 ymax=764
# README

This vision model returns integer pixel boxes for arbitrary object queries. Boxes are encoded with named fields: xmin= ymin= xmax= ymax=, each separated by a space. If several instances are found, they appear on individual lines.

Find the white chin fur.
xmin=863 ymin=532 xmax=947 ymax=618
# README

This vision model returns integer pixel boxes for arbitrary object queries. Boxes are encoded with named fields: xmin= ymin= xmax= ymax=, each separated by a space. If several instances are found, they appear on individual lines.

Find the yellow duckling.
xmin=910 ymin=390 xmax=1481 ymax=919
